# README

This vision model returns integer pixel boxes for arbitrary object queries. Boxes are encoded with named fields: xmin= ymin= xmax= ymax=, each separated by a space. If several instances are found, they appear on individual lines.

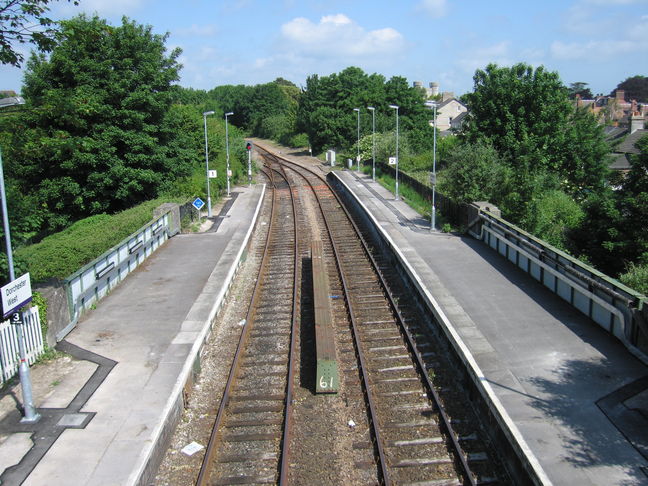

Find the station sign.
xmin=1 ymin=273 xmax=32 ymax=318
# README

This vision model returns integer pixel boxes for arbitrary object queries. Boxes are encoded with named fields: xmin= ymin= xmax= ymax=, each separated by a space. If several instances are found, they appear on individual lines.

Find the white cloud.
xmin=551 ymin=39 xmax=640 ymax=60
xmin=456 ymin=41 xmax=513 ymax=74
xmin=173 ymin=24 xmax=219 ymax=38
xmin=417 ymin=0 xmax=448 ymax=18
xmin=279 ymin=14 xmax=405 ymax=60
xmin=552 ymin=6 xmax=648 ymax=60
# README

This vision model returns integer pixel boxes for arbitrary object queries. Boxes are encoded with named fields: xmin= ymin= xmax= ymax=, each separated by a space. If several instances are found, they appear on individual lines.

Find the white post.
xmin=389 ymin=105 xmax=400 ymax=200
xmin=203 ymin=111 xmax=215 ymax=217
xmin=225 ymin=112 xmax=234 ymax=197
xmin=368 ymin=107 xmax=376 ymax=181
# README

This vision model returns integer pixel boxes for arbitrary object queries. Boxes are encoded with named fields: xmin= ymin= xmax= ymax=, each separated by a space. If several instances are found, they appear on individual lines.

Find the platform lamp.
xmin=225 ymin=112 xmax=234 ymax=197
xmin=0 ymin=96 xmax=40 ymax=423
xmin=367 ymin=107 xmax=376 ymax=181
xmin=425 ymin=101 xmax=438 ymax=231
xmin=388 ymin=104 xmax=400 ymax=200
xmin=353 ymin=108 xmax=360 ymax=171
xmin=203 ymin=110 xmax=215 ymax=217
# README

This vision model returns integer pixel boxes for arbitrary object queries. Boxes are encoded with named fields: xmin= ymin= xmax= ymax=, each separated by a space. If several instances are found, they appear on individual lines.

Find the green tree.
xmin=437 ymin=141 xmax=514 ymax=205
xmin=297 ymin=67 xmax=434 ymax=155
xmin=462 ymin=63 xmax=609 ymax=200
xmin=568 ymin=82 xmax=593 ymax=100
xmin=612 ymin=75 xmax=648 ymax=102
xmin=618 ymin=134 xmax=648 ymax=262
xmin=0 ymin=0 xmax=79 ymax=66
xmin=13 ymin=15 xmax=190 ymax=230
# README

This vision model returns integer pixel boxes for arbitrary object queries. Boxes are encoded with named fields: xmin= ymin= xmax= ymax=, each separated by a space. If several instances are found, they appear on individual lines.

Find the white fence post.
xmin=0 ymin=307 xmax=44 ymax=385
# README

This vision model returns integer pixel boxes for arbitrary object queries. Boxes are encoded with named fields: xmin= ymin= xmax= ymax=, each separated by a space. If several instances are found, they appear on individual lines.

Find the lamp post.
xmin=367 ymin=107 xmax=375 ymax=181
xmin=203 ymin=110 xmax=215 ymax=217
xmin=389 ymin=104 xmax=400 ymax=200
xmin=225 ymin=112 xmax=234 ymax=197
xmin=426 ymin=101 xmax=438 ymax=231
xmin=353 ymin=108 xmax=360 ymax=172
xmin=0 ymin=96 xmax=40 ymax=423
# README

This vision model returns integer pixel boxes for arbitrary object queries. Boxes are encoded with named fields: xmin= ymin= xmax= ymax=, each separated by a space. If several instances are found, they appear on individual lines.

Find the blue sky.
xmin=2 ymin=0 xmax=647 ymax=96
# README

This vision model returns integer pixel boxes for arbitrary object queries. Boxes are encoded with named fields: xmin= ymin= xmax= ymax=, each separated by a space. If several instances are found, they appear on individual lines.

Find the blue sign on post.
xmin=192 ymin=198 xmax=205 ymax=211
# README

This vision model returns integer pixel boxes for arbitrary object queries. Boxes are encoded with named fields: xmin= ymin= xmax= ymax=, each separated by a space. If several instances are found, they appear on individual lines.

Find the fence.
xmin=469 ymin=208 xmax=648 ymax=363
xmin=56 ymin=209 xmax=177 ymax=341
xmin=376 ymin=162 xmax=462 ymax=225
xmin=0 ymin=307 xmax=44 ymax=385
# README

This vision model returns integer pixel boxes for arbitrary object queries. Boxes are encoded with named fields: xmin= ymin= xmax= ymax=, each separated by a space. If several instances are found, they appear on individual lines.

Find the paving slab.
xmin=334 ymin=169 xmax=648 ymax=486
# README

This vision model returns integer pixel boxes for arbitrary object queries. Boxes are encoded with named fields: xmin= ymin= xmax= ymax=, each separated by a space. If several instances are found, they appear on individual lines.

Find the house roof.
xmin=603 ymin=126 xmax=627 ymax=142
xmin=616 ymin=129 xmax=647 ymax=154
xmin=451 ymin=111 xmax=468 ymax=125
xmin=609 ymin=153 xmax=632 ymax=171
xmin=437 ymin=98 xmax=467 ymax=110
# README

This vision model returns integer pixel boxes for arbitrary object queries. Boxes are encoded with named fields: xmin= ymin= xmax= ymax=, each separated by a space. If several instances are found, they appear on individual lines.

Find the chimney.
xmin=630 ymin=114 xmax=645 ymax=134
xmin=616 ymin=89 xmax=625 ymax=102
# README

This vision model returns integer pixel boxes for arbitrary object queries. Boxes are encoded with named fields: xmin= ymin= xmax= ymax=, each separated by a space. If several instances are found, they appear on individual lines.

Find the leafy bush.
xmin=15 ymin=198 xmax=177 ymax=282
xmin=284 ymin=133 xmax=309 ymax=148
xmin=619 ymin=261 xmax=648 ymax=296
xmin=523 ymin=190 xmax=584 ymax=251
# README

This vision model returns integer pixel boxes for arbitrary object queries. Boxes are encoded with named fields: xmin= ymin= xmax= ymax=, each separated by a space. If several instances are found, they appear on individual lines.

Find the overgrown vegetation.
xmin=14 ymin=197 xmax=180 ymax=282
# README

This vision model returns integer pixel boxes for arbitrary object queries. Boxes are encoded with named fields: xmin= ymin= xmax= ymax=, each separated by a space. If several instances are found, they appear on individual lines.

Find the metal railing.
xmin=469 ymin=208 xmax=648 ymax=364
xmin=0 ymin=307 xmax=43 ymax=384
xmin=57 ymin=211 xmax=174 ymax=341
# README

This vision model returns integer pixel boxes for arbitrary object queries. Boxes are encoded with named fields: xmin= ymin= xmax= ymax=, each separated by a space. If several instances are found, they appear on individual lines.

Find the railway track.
xmin=196 ymin=166 xmax=299 ymax=485
xmin=196 ymin=144 xmax=510 ymax=485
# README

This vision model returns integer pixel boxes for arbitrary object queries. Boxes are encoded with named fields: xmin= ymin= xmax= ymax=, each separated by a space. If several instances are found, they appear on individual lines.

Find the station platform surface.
xmin=333 ymin=168 xmax=648 ymax=486
xmin=0 ymin=183 xmax=265 ymax=486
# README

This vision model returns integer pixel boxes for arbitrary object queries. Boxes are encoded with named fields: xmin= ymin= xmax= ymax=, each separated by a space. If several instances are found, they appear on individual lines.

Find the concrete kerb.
xmin=128 ymin=184 xmax=267 ymax=486
xmin=330 ymin=172 xmax=553 ymax=486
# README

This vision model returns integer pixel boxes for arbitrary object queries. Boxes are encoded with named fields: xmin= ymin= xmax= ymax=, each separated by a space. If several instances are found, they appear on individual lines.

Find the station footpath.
xmin=0 ymin=183 xmax=265 ymax=486
xmin=333 ymin=169 xmax=648 ymax=486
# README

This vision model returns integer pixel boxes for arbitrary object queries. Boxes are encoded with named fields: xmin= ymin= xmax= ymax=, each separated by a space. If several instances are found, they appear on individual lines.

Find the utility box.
xmin=326 ymin=150 xmax=336 ymax=166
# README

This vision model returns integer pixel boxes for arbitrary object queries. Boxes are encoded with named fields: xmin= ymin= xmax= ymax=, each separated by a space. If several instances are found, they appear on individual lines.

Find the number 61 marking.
xmin=319 ymin=375 xmax=334 ymax=389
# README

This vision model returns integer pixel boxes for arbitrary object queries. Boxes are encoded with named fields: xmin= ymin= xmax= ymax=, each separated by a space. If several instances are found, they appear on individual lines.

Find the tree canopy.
xmin=0 ymin=0 xmax=79 ymax=66
xmin=568 ymin=82 xmax=593 ymax=100
xmin=297 ymin=66 xmax=435 ymax=154
xmin=612 ymin=75 xmax=648 ymax=102
xmin=10 ymin=14 xmax=192 ymax=230
xmin=462 ymin=63 xmax=609 ymax=202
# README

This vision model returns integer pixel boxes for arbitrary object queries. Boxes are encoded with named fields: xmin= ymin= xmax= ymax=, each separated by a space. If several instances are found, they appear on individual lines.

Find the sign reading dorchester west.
xmin=1 ymin=273 xmax=32 ymax=318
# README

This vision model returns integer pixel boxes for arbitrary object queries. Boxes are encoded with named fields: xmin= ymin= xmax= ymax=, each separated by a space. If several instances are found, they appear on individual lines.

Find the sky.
xmin=2 ymin=0 xmax=647 ymax=97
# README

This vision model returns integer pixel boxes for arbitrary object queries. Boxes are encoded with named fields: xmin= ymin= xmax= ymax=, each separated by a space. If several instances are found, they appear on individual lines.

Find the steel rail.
xmin=196 ymin=164 xmax=298 ymax=486
xmin=264 ymin=148 xmax=478 ymax=486
xmin=273 ymin=161 xmax=300 ymax=485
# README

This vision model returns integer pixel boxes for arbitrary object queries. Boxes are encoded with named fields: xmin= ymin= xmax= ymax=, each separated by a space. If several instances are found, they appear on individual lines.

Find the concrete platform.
xmin=0 ymin=184 xmax=265 ymax=486
xmin=332 ymin=169 xmax=648 ymax=486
